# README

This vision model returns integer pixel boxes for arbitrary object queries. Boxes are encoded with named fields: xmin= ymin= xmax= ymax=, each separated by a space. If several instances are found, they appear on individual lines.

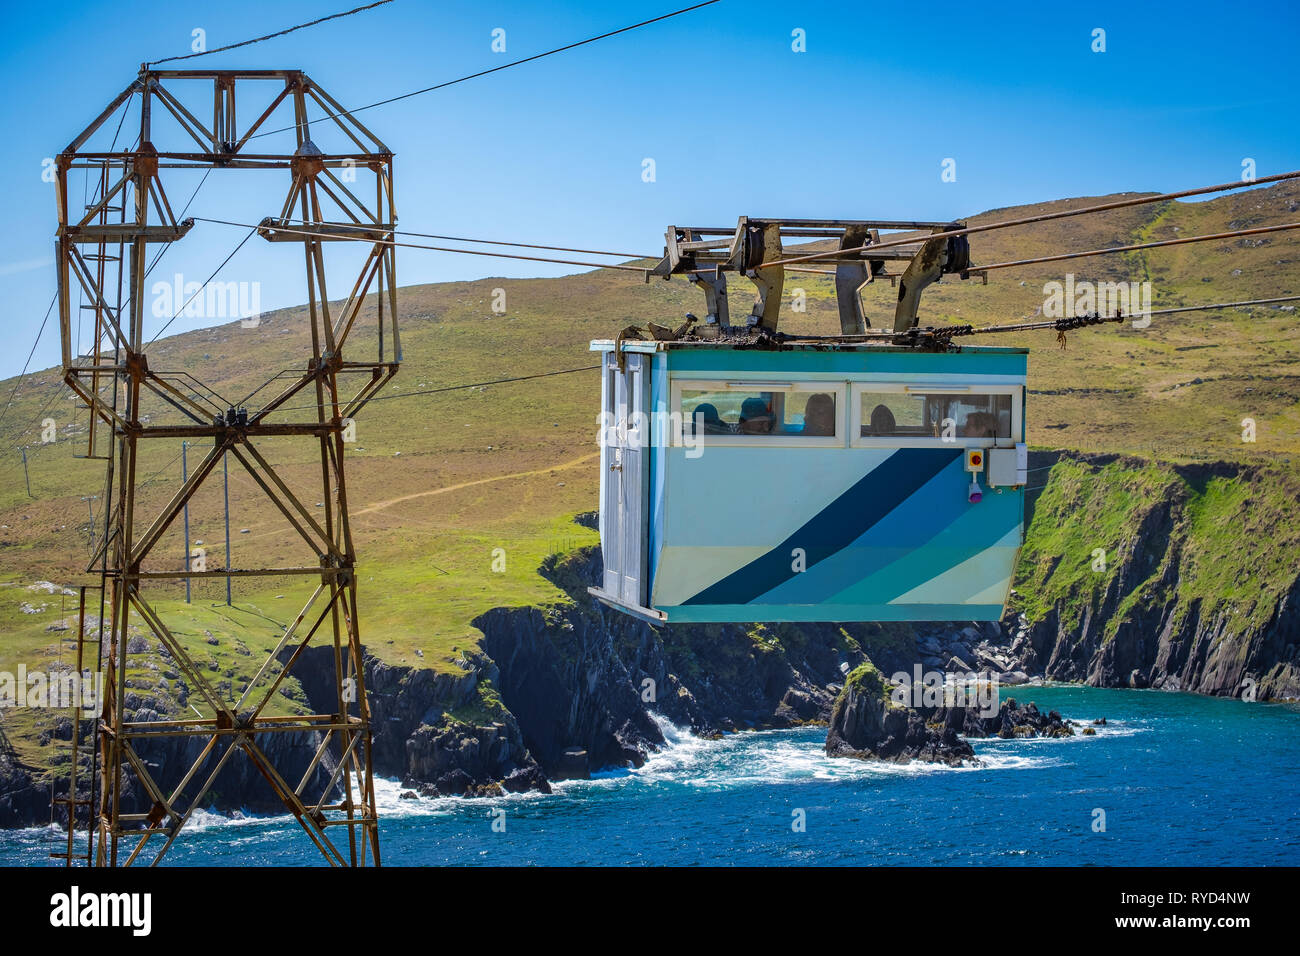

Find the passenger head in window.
xmin=692 ymin=403 xmax=727 ymax=435
xmin=738 ymin=396 xmax=773 ymax=435
xmin=803 ymin=393 xmax=834 ymax=436
xmin=962 ymin=412 xmax=997 ymax=437
xmin=869 ymin=403 xmax=896 ymax=436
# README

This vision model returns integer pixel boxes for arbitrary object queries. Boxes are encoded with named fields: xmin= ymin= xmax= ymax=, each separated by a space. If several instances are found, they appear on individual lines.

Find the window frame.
xmin=849 ymin=383 xmax=1024 ymax=448
xmin=672 ymin=379 xmax=848 ymax=448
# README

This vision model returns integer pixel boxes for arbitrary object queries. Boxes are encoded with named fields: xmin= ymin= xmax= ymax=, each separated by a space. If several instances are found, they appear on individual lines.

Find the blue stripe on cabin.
xmin=754 ymin=453 xmax=973 ymax=606
xmin=823 ymin=490 xmax=1022 ymax=606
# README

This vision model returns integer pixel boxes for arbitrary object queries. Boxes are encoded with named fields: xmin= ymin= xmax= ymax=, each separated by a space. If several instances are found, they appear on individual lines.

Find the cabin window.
xmin=676 ymin=383 xmax=843 ymax=442
xmin=854 ymin=386 xmax=1018 ymax=442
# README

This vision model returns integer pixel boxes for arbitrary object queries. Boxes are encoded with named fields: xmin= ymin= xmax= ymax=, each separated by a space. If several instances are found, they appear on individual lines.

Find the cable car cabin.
xmin=589 ymin=340 xmax=1029 ymax=625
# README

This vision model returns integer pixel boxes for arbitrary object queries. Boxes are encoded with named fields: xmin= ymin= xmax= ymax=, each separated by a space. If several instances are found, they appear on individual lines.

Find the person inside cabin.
xmin=869 ymin=403 xmax=896 ymax=436
xmin=691 ymin=402 xmax=729 ymax=436
xmin=738 ymin=396 xmax=774 ymax=435
xmin=802 ymin=393 xmax=835 ymax=436
xmin=962 ymin=411 xmax=998 ymax=438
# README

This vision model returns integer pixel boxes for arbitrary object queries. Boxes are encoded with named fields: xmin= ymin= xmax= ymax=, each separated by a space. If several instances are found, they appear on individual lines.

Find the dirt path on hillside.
xmin=194 ymin=450 xmax=601 ymax=553
xmin=352 ymin=451 xmax=600 ymax=518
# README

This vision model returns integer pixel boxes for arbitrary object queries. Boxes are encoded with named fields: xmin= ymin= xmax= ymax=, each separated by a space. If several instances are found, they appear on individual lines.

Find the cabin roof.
xmin=590 ymin=339 xmax=1029 ymax=355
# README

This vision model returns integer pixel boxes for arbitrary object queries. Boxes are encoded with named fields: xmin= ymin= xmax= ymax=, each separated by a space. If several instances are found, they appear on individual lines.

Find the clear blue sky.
xmin=1 ymin=0 xmax=1296 ymax=378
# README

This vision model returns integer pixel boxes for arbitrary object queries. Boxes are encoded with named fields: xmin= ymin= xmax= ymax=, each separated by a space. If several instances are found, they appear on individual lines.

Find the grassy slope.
xmin=1014 ymin=458 xmax=1300 ymax=640
xmin=2 ymin=182 xmax=1299 ymax=773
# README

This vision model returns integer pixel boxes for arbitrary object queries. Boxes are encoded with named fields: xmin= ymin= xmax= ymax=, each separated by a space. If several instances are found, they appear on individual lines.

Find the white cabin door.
xmin=600 ymin=352 xmax=648 ymax=608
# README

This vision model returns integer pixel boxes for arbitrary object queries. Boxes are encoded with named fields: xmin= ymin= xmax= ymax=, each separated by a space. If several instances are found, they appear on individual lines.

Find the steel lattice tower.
xmin=53 ymin=68 xmax=397 ymax=866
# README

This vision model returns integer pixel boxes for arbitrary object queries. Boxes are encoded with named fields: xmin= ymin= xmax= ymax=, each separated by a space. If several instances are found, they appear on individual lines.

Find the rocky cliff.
xmin=5 ymin=452 xmax=1298 ymax=827
xmin=1009 ymin=452 xmax=1300 ymax=700
xmin=380 ymin=541 xmax=905 ymax=795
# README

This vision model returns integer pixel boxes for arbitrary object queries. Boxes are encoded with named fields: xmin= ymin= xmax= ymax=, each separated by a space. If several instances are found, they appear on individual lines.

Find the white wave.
xmin=560 ymin=712 xmax=1063 ymax=792
xmin=185 ymin=805 xmax=291 ymax=833
xmin=1079 ymin=720 xmax=1147 ymax=738
xmin=0 ymin=822 xmax=63 ymax=840
xmin=972 ymin=720 xmax=1148 ymax=746
xmin=170 ymin=775 xmax=457 ymax=832
xmin=371 ymin=775 xmax=447 ymax=818
xmin=372 ymin=772 xmax=555 ymax=815
xmin=972 ymin=750 xmax=1064 ymax=771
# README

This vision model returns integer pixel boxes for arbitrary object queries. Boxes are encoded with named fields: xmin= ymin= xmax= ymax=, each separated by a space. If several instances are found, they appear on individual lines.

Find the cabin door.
xmin=600 ymin=352 xmax=648 ymax=608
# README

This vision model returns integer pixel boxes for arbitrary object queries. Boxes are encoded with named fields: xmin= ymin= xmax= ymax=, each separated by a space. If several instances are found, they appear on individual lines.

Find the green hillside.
xmin=2 ymin=181 xmax=1298 ymax=774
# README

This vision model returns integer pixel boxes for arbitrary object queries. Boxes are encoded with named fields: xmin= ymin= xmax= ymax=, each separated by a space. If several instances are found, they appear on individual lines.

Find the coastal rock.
xmin=938 ymin=698 xmax=1076 ymax=739
xmin=553 ymin=747 xmax=590 ymax=782
xmin=0 ymin=753 xmax=43 ymax=829
xmin=501 ymin=765 xmax=551 ymax=794
xmin=425 ymin=769 xmax=472 ymax=797
xmin=401 ymin=715 xmax=542 ymax=797
xmin=824 ymin=663 xmax=975 ymax=766
xmin=776 ymin=688 xmax=821 ymax=723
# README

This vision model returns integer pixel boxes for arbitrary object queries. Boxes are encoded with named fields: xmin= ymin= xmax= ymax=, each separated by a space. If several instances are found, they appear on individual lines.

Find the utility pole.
xmin=21 ymin=446 xmax=31 ymax=497
xmin=182 ymin=441 xmax=191 ymax=605
xmin=223 ymin=452 xmax=231 ymax=607
xmin=81 ymin=495 xmax=98 ymax=552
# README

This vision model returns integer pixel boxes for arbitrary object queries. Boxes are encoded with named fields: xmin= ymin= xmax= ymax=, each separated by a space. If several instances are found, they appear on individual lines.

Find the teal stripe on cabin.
xmin=823 ymin=490 xmax=1022 ymax=606
xmin=681 ymin=448 xmax=961 ymax=606
xmin=665 ymin=348 xmax=1027 ymax=377
xmin=659 ymin=603 xmax=1007 ymax=623
xmin=755 ymin=454 xmax=972 ymax=605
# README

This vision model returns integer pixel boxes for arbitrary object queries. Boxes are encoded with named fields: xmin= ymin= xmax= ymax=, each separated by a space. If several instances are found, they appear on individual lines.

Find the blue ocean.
xmin=3 ymin=686 xmax=1297 ymax=866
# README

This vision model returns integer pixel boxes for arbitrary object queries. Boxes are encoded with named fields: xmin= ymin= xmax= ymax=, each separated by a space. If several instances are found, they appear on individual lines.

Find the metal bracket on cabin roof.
xmin=650 ymin=217 xmax=973 ymax=337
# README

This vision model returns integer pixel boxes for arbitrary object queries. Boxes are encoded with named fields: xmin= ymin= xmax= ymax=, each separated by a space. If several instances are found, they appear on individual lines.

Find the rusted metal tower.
xmin=53 ymin=67 xmax=397 ymax=866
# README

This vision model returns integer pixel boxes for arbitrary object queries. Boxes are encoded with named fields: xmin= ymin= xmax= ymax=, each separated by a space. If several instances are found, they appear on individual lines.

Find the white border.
xmin=671 ymin=380 xmax=849 ymax=447
xmin=849 ymin=383 xmax=1024 ymax=448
